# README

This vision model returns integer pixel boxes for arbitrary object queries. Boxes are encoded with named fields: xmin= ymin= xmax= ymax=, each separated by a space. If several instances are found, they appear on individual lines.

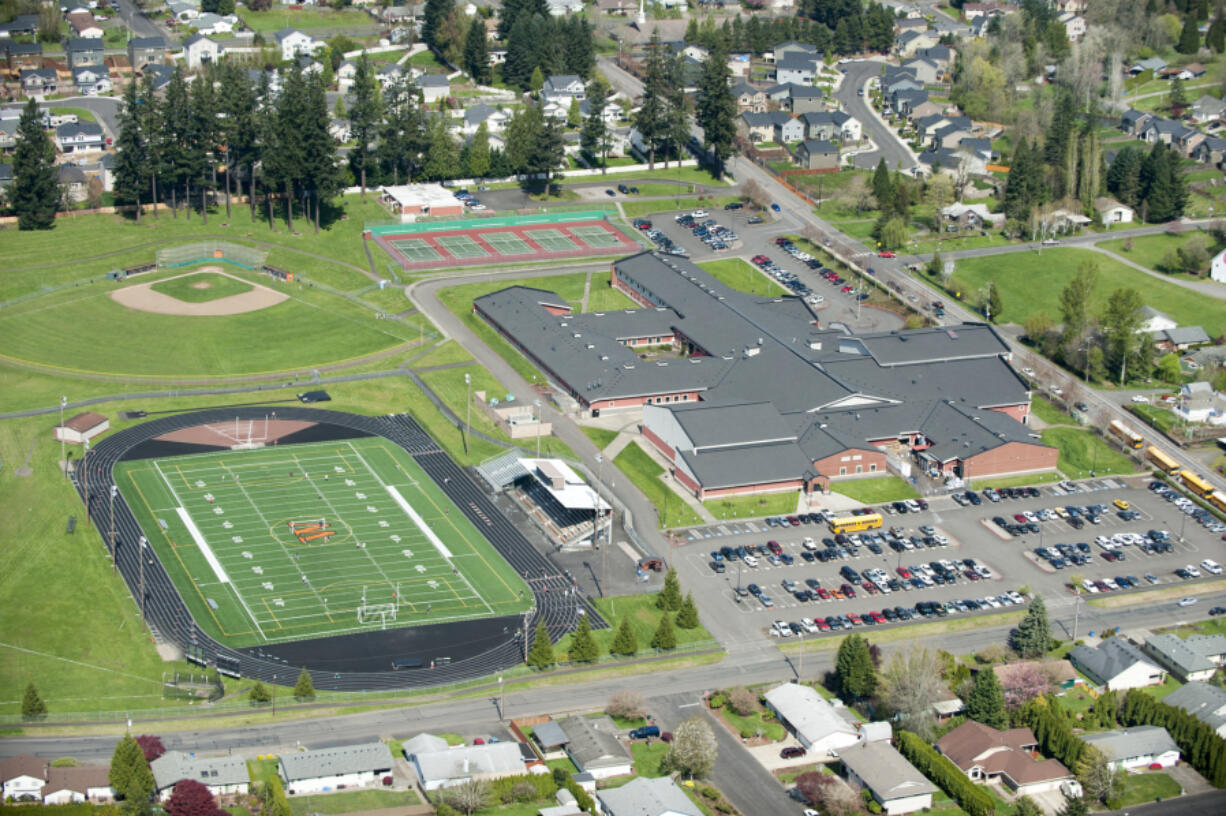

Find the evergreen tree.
xmin=651 ymin=613 xmax=677 ymax=650
xmin=676 ymin=592 xmax=700 ymax=629
xmin=498 ymin=0 xmax=548 ymax=39
xmin=568 ymin=613 xmax=599 ymax=662
xmin=1044 ymin=91 xmax=1076 ymax=169
xmin=530 ymin=65 xmax=545 ymax=95
xmin=835 ymin=634 xmax=877 ymax=701
xmin=1106 ymin=146 xmax=1143 ymax=208
xmin=292 ymin=667 xmax=315 ymax=701
xmin=463 ymin=17 xmax=491 ymax=85
xmin=1055 ymin=796 xmax=1089 ymax=816
xmin=423 ymin=114 xmax=460 ymax=182
xmin=216 ymin=63 xmax=258 ymax=221
xmin=609 ymin=617 xmax=638 ymax=656
xmin=987 ymin=282 xmax=1003 ymax=323
xmin=21 ymin=682 xmax=46 ymax=720
xmin=526 ymin=619 xmax=555 ymax=668
xmin=656 ymin=567 xmax=683 ymax=611
xmin=1178 ymin=14 xmax=1202 ymax=54
xmin=967 ymin=668 xmax=1008 ymax=729
xmin=1170 ymin=76 xmax=1188 ymax=109
xmin=379 ymin=83 xmax=426 ymax=186
xmin=872 ymin=158 xmax=893 ymax=213
xmin=695 ymin=39 xmax=737 ymax=178
xmin=423 ymin=0 xmax=455 ymax=52
xmin=298 ymin=70 xmax=342 ymax=233
xmin=663 ymin=54 xmax=691 ymax=169
xmin=501 ymin=14 xmax=535 ymax=91
xmin=467 ymin=121 xmax=491 ymax=179
xmin=581 ymin=76 xmax=612 ymax=170
xmin=634 ymin=29 xmax=670 ymax=170
xmin=10 ymin=98 xmax=59 ymax=229
xmin=187 ymin=64 xmax=219 ymax=221
xmin=1010 ymin=595 xmax=1051 ymax=659
xmin=1208 ymin=16 xmax=1226 ymax=53
xmin=348 ymin=55 xmax=382 ymax=198
xmin=113 ymin=80 xmax=148 ymax=221
xmin=110 ymin=734 xmax=155 ymax=815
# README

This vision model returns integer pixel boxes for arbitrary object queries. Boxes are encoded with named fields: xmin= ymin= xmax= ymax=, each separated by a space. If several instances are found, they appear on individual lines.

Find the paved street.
xmin=834 ymin=60 xmax=918 ymax=170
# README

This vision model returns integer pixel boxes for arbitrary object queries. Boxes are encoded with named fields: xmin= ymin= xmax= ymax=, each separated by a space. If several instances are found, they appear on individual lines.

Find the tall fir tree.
xmin=871 ymin=158 xmax=893 ymax=213
xmin=1010 ymin=595 xmax=1051 ymax=659
xmin=298 ymin=70 xmax=341 ymax=233
xmin=967 ymin=667 xmax=1009 ymax=729
xmin=609 ymin=617 xmax=638 ymax=656
xmin=664 ymin=54 xmax=691 ymax=169
xmin=467 ymin=121 xmax=491 ymax=179
xmin=110 ymin=734 xmax=155 ymax=815
xmin=463 ymin=17 xmax=491 ymax=85
xmin=216 ymin=63 xmax=258 ymax=221
xmin=348 ymin=55 xmax=382 ymax=198
xmin=580 ymin=76 xmax=612 ymax=170
xmin=650 ymin=613 xmax=677 ymax=650
xmin=634 ymin=29 xmax=669 ymax=170
xmin=1178 ymin=14 xmax=1202 ymax=54
xmin=292 ymin=667 xmax=315 ymax=701
xmin=379 ymin=83 xmax=426 ymax=185
xmin=423 ymin=114 xmax=460 ymax=182
xmin=695 ymin=39 xmax=737 ymax=178
xmin=422 ymin=0 xmax=455 ymax=52
xmin=656 ymin=567 xmax=683 ymax=611
xmin=526 ymin=619 xmax=555 ymax=668
xmin=676 ymin=592 xmax=700 ymax=629
xmin=113 ymin=80 xmax=148 ymax=221
xmin=157 ymin=67 xmax=193 ymax=215
xmin=10 ymin=98 xmax=59 ymax=229
xmin=835 ymin=634 xmax=877 ymax=701
xmin=1208 ymin=16 xmax=1226 ymax=53
xmin=568 ymin=613 xmax=599 ymax=662
xmin=21 ymin=682 xmax=46 ymax=720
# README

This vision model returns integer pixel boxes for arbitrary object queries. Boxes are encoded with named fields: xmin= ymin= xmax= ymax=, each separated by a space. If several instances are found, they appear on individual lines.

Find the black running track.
xmin=74 ymin=407 xmax=605 ymax=690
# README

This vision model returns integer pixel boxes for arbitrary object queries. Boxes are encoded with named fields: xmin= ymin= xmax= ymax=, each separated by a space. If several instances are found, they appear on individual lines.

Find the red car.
xmin=787 ymin=515 xmax=801 ymax=526
xmin=840 ymin=583 xmax=857 ymax=598
xmin=816 ymin=587 xmax=832 ymax=600
xmin=861 ymin=580 xmax=879 ymax=595
xmin=751 ymin=254 xmax=769 ymax=264
xmin=767 ymin=540 xmax=783 ymax=555
xmin=841 ymin=285 xmax=854 ymax=293
xmin=1013 ymin=513 xmax=1027 ymax=523
xmin=870 ymin=610 xmax=887 ymax=624
xmin=897 ymin=567 xmax=911 ymax=578
xmin=847 ymin=612 xmax=863 ymax=626
xmin=878 ymin=250 xmax=897 ymax=258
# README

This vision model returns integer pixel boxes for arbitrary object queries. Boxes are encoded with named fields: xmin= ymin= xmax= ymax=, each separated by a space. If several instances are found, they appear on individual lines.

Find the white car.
xmin=743 ymin=554 xmax=759 ymax=568
xmin=772 ymin=619 xmax=792 ymax=637
xmin=1185 ymin=564 xmax=1202 ymax=578
xmin=1178 ymin=596 xmax=1199 ymax=607
xmin=691 ymin=209 xmax=708 ymax=218
xmin=1008 ymin=590 xmax=1025 ymax=604
xmin=1081 ymin=579 xmax=1099 ymax=593
xmin=1202 ymin=559 xmax=1224 ymax=575
xmin=467 ymin=203 xmax=487 ymax=211
xmin=1131 ymin=395 xmax=1149 ymax=404
xmin=800 ymin=617 xmax=819 ymax=633
xmin=1021 ymin=367 xmax=1035 ymax=377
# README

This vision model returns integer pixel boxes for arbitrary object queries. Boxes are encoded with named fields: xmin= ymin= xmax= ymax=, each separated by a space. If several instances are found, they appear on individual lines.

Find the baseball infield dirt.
xmin=110 ymin=267 xmax=289 ymax=316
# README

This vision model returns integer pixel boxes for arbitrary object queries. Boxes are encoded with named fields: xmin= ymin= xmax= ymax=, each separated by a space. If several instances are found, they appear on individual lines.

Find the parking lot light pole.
xmin=534 ymin=399 xmax=542 ymax=457
xmin=463 ymin=373 xmax=471 ymax=454
xmin=110 ymin=485 xmax=118 ymax=574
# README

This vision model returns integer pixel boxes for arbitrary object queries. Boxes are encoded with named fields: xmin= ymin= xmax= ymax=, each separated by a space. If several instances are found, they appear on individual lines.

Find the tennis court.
xmin=388 ymin=238 xmax=443 ymax=262
xmin=569 ymin=224 xmax=627 ymax=248
xmin=434 ymin=234 xmax=489 ymax=259
xmin=479 ymin=231 xmax=533 ymax=255
xmin=525 ymin=228 xmax=578 ymax=252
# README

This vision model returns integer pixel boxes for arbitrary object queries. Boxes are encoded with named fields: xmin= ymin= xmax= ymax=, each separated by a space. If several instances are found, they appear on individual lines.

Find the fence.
xmin=366 ymin=210 xmax=612 ymax=236
xmin=156 ymin=242 xmax=268 ymax=271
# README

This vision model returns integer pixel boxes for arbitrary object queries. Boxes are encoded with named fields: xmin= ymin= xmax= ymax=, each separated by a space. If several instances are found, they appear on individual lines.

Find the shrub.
xmin=726 ymin=687 xmax=757 ymax=716
xmin=896 ymin=731 xmax=994 ymax=816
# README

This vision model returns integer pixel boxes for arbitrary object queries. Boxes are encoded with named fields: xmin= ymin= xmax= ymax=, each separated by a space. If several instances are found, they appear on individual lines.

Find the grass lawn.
xmin=544 ymin=757 xmax=578 ymax=775
xmin=969 ymin=472 xmax=1062 ymax=490
xmin=828 ymin=476 xmax=919 ymax=504
xmin=1099 ymin=231 xmax=1226 ymax=274
xmin=912 ymin=232 xmax=1015 ymax=255
xmin=552 ymin=593 xmax=714 ymax=660
xmin=288 ymin=788 xmax=420 ymax=816
xmin=419 ymin=364 xmax=514 ymax=443
xmin=611 ymin=442 xmax=703 ymax=529
xmin=581 ymin=426 xmax=620 ymax=450
xmin=1105 ymin=772 xmax=1182 ymax=809
xmin=946 ymin=249 xmax=1226 ymax=336
xmin=411 ymin=340 xmax=474 ymax=369
xmin=1031 ymin=395 xmax=1072 ymax=426
xmin=568 ymin=166 xmax=726 ymax=187
xmin=48 ymin=106 xmax=97 ymax=124
xmin=1136 ymin=675 xmax=1184 ymax=701
xmin=150 ymin=271 xmax=254 ymax=303
xmin=703 ymin=492 xmax=798 ymax=521
xmin=247 ymin=758 xmax=280 ymax=788
xmin=697 ymin=258 xmax=788 ymax=297
xmin=718 ymin=706 xmax=786 ymax=740
xmin=1131 ymin=403 xmax=1180 ymax=435
xmin=620 ymin=196 xmax=741 ymax=219
xmin=235 ymin=6 xmax=374 ymax=32
xmin=1040 ymin=427 xmax=1137 ymax=478
xmin=631 ymin=741 xmax=671 ymax=776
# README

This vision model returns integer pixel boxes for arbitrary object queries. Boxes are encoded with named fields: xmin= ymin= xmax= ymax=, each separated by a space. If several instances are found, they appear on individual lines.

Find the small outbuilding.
xmin=54 ymin=412 xmax=109 ymax=444
xmin=378 ymin=183 xmax=465 ymax=220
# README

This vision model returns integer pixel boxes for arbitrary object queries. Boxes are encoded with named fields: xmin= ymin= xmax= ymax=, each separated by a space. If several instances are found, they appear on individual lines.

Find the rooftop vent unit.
xmin=946 ymin=329 xmax=959 ymax=339
xmin=572 ymin=332 xmax=582 ymax=338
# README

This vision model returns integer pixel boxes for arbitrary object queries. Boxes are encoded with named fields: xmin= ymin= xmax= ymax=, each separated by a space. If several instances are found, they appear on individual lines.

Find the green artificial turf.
xmin=150 ymin=271 xmax=254 ymax=303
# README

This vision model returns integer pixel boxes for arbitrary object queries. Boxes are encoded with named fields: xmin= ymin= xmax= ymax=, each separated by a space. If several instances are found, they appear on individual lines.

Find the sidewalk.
xmin=632 ymin=437 xmax=718 ymax=523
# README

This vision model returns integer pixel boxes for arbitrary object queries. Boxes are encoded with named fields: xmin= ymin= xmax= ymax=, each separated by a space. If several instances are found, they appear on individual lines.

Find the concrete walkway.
xmin=630 ymin=437 xmax=718 ymax=524
xmin=602 ymin=430 xmax=636 ymax=458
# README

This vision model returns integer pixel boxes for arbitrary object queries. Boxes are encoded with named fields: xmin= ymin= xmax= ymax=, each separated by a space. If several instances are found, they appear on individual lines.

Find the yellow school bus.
xmin=1145 ymin=445 xmax=1181 ymax=476
xmin=828 ymin=513 xmax=884 ymax=534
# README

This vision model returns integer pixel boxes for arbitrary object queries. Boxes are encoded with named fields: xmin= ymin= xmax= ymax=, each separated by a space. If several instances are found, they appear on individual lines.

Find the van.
xmin=629 ymin=725 xmax=660 ymax=739
xmin=1112 ymin=499 xmax=1130 ymax=511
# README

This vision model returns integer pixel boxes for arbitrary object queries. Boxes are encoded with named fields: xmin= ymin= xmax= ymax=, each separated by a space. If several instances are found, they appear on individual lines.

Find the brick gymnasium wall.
xmin=813 ymin=448 xmax=889 ymax=479
xmin=589 ymin=392 xmax=703 ymax=412
xmin=990 ymin=403 xmax=1030 ymax=423
xmin=699 ymin=478 xmax=805 ymax=500
xmin=642 ymin=425 xmax=676 ymax=462
xmin=962 ymin=441 xmax=1058 ymax=481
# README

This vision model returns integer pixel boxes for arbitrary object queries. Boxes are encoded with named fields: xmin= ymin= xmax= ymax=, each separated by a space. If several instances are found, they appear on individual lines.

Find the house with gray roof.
xmin=740 ymin=112 xmax=774 ymax=143
xmin=414 ymin=73 xmax=450 ymax=102
xmin=1165 ymin=682 xmax=1226 ymax=737
xmin=797 ymin=138 xmax=838 ymax=170
xmin=279 ymin=743 xmax=391 ymax=794
xmin=1130 ymin=56 xmax=1167 ymax=76
xmin=597 ymin=776 xmax=699 ymax=816
xmin=150 ymin=751 xmax=249 ymax=800
xmin=1142 ymin=116 xmax=1191 ymax=146
xmin=408 ymin=741 xmax=524 ymax=791
xmin=20 ymin=67 xmax=57 ymax=98
xmin=66 ymin=37 xmax=104 ymax=69
xmin=776 ymin=55 xmax=818 ymax=85
xmin=773 ymin=41 xmax=821 ymax=64
xmin=127 ymin=36 xmax=167 ymax=68
xmin=771 ymin=111 xmax=804 ymax=145
xmin=732 ymin=81 xmax=766 ymax=113
xmin=558 ymin=716 xmax=632 ymax=779
xmin=1069 ymin=638 xmax=1166 ymax=691
xmin=1144 ymin=634 xmax=1226 ymax=681
xmin=532 ymin=720 xmax=571 ymax=755
xmin=1081 ymin=726 xmax=1180 ymax=771
xmin=2 ymin=40 xmax=43 ymax=71
xmin=835 ymin=740 xmax=937 ymax=815
xmin=542 ymin=74 xmax=585 ymax=101
xmin=1191 ymin=95 xmax=1226 ymax=124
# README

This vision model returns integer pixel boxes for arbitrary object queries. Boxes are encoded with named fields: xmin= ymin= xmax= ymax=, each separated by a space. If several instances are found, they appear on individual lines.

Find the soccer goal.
xmin=156 ymin=242 xmax=269 ymax=271
xmin=357 ymin=585 xmax=399 ymax=628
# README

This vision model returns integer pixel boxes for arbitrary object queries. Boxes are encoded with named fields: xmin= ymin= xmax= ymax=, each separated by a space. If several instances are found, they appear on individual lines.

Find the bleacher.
xmin=516 ymin=476 xmax=596 ymax=547
xmin=476 ymin=449 xmax=529 ymax=490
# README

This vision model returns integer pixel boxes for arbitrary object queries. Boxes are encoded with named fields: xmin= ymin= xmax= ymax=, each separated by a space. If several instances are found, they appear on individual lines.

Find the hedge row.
xmin=1121 ymin=690 xmax=1226 ymax=788
xmin=896 ymin=730 xmax=995 ymax=816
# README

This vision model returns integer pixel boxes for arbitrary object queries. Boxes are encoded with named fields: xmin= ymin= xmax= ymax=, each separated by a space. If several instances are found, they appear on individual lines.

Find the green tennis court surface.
xmin=116 ymin=439 xmax=531 ymax=648
xmin=525 ymin=229 xmax=578 ymax=252
xmin=569 ymin=225 xmax=627 ymax=248
xmin=388 ymin=238 xmax=443 ymax=262
xmin=479 ymin=232 xmax=532 ymax=255
xmin=434 ymin=234 xmax=488 ymax=259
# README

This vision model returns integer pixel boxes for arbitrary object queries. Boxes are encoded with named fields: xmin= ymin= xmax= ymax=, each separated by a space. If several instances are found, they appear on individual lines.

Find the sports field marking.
xmin=175 ymin=507 xmax=229 ymax=584
xmin=433 ymin=234 xmax=488 ymax=259
xmin=569 ymin=225 xmax=626 ymax=248
xmin=388 ymin=238 xmax=443 ymax=262
xmin=524 ymin=228 xmax=578 ymax=252
xmin=478 ymin=231 xmax=532 ymax=255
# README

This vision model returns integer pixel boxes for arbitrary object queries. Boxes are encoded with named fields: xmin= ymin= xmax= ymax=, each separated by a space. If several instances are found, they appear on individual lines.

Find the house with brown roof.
xmin=934 ymin=721 xmax=1076 ymax=796
xmin=53 ymin=412 xmax=109 ymax=444
xmin=0 ymin=755 xmax=48 ymax=802
xmin=40 ymin=766 xmax=114 ymax=805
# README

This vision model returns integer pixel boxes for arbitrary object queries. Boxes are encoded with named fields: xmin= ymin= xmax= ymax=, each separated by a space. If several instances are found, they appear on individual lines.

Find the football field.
xmin=115 ymin=438 xmax=532 ymax=647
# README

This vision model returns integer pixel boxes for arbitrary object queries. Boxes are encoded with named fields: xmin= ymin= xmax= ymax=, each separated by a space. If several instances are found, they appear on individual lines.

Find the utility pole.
xmin=110 ymin=485 xmax=118 ymax=574
xmin=596 ymin=453 xmax=606 ymax=598
xmin=534 ymin=399 xmax=542 ymax=457
xmin=83 ymin=439 xmax=90 ymax=526
xmin=464 ymin=373 xmax=471 ymax=454
xmin=499 ymin=676 xmax=505 ymax=721
xmin=1072 ymin=588 xmax=1081 ymax=642
xmin=59 ymin=395 xmax=67 ymax=479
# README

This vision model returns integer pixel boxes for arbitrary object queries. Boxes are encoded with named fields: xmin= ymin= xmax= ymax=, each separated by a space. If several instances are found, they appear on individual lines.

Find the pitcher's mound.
xmin=111 ymin=267 xmax=289 ymax=316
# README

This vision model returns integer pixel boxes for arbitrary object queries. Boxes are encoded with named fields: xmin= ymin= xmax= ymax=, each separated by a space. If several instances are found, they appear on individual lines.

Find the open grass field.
xmin=411 ymin=340 xmax=474 ymax=369
xmin=620 ymin=196 xmax=740 ymax=219
xmin=611 ymin=442 xmax=703 ymax=529
xmin=1031 ymin=395 xmax=1072 ymax=426
xmin=968 ymin=472 xmax=1061 ymax=490
xmin=947 ymin=249 xmax=1226 ymax=336
xmin=288 ymin=787 xmax=420 ymax=815
xmin=828 ymin=476 xmax=920 ymax=504
xmin=235 ymin=7 xmax=374 ymax=32
xmin=115 ymin=438 xmax=531 ymax=647
xmin=580 ymin=426 xmax=619 ymax=450
xmin=553 ymin=594 xmax=714 ymax=659
xmin=1105 ymin=772 xmax=1182 ymax=809
xmin=696 ymin=259 xmax=788 ymax=298
xmin=1099 ymin=230 xmax=1226 ymax=275
xmin=0 ymin=268 xmax=418 ymax=378
xmin=150 ymin=272 xmax=254 ymax=303
xmin=1039 ymin=427 xmax=1137 ymax=478
xmin=704 ymin=492 xmax=798 ymax=520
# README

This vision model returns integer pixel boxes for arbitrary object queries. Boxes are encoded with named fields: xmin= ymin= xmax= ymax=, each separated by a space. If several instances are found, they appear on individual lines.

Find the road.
xmin=112 ymin=0 xmax=164 ymax=39
xmin=833 ymin=60 xmax=918 ymax=171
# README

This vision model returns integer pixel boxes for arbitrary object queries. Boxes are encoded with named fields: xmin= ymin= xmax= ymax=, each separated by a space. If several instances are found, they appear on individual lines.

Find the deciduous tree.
xmin=605 ymin=690 xmax=647 ymax=720
xmin=134 ymin=736 xmax=166 ymax=763
xmin=877 ymin=647 xmax=947 ymax=738
xmin=166 ymin=779 xmax=225 ymax=816
xmin=441 ymin=779 xmax=492 ymax=816
xmin=664 ymin=716 xmax=717 ymax=779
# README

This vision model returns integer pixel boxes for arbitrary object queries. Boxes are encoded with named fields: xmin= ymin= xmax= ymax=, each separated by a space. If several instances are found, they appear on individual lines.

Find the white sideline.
xmin=176 ymin=507 xmax=231 ymax=584
xmin=385 ymin=485 xmax=453 ymax=559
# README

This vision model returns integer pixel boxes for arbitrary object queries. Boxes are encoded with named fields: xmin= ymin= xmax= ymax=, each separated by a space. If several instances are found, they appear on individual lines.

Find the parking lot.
xmin=673 ymin=477 xmax=1226 ymax=639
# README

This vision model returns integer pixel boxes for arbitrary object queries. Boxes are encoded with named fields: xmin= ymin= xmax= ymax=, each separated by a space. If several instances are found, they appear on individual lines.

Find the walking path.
xmin=1079 ymin=244 xmax=1226 ymax=300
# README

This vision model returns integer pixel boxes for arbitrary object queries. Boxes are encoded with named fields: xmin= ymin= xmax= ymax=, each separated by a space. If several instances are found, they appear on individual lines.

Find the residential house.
xmin=192 ymin=13 xmax=237 ymax=36
xmin=274 ymin=28 xmax=319 ymax=62
xmin=407 ymin=738 xmax=525 ymax=791
xmin=0 ymin=14 xmax=40 ymax=37
xmin=66 ymin=37 xmax=104 ymax=70
xmin=1154 ymin=327 xmax=1213 ymax=353
xmin=463 ymin=103 xmax=509 ymax=135
xmin=932 ymin=121 xmax=973 ymax=150
xmin=558 ymin=717 xmax=633 ymax=780
xmin=1094 ymin=197 xmax=1134 ymax=226
xmin=66 ymin=11 xmax=103 ymax=39
xmin=72 ymin=66 xmax=111 ymax=96
xmin=772 ymin=41 xmax=821 ymax=64
xmin=1130 ymin=56 xmax=1168 ymax=77
xmin=892 ymin=89 xmax=932 ymax=118
xmin=934 ymin=720 xmax=1076 ymax=797
xmin=941 ymin=203 xmax=1004 ymax=229
xmin=1121 ymin=108 xmax=1152 ymax=136
xmin=1081 ymin=727 xmax=1180 ymax=771
xmin=280 ymin=744 xmax=391 ymax=795
xmin=140 ymin=63 xmax=175 ymax=91
xmin=776 ymin=55 xmax=818 ymax=86
xmin=1175 ymin=128 xmax=1205 ymax=158
xmin=127 ymin=36 xmax=167 ymax=68
xmin=167 ymin=0 xmax=200 ymax=21
xmin=150 ymin=751 xmax=250 ymax=801
xmin=1166 ymin=682 xmax=1226 ymax=738
xmin=915 ymin=45 xmax=954 ymax=72
xmin=896 ymin=29 xmax=939 ymax=58
xmin=797 ymin=139 xmax=838 ymax=170
xmin=895 ymin=17 xmax=928 ymax=33
xmin=1190 ymin=95 xmax=1226 ymax=124
xmin=597 ymin=776 xmax=700 ymax=816
xmin=56 ymin=121 xmax=104 ymax=154
xmin=542 ymin=74 xmax=585 ymax=102
xmin=377 ymin=63 xmax=405 ymax=88
xmin=763 ymin=683 xmax=860 ymax=753
xmin=530 ymin=721 xmax=571 ymax=758
xmin=0 ymin=756 xmax=48 ymax=802
xmin=3 ymin=40 xmax=43 ymax=71
xmin=902 ymin=58 xmax=940 ymax=84
xmin=1059 ymin=12 xmax=1086 ymax=41
xmin=771 ymin=111 xmax=804 ymax=145
xmin=1173 ymin=381 xmax=1226 ymax=424
xmin=1138 ymin=306 xmax=1178 ymax=334
xmin=835 ymin=741 xmax=936 ymax=815
xmin=732 ymin=81 xmax=766 ymax=114
xmin=579 ymin=98 xmax=620 ymax=127
xmin=20 ymin=67 xmax=58 ymax=98
xmin=1144 ymin=634 xmax=1222 ymax=681
xmin=183 ymin=34 xmax=221 ymax=70
xmin=40 ymin=766 xmax=113 ymax=805
xmin=741 ymin=112 xmax=774 ymax=143
xmin=59 ymin=163 xmax=88 ymax=203
xmin=0 ymin=123 xmax=14 ymax=151
xmin=335 ymin=60 xmax=357 ymax=92
xmin=802 ymin=110 xmax=859 ymax=142
xmin=1196 ymin=133 xmax=1226 ymax=165
xmin=414 ymin=73 xmax=449 ymax=102
xmin=884 ymin=76 xmax=924 ymax=97
xmin=546 ymin=0 xmax=584 ymax=14
xmin=765 ymin=82 xmax=825 ymax=113
xmin=1163 ymin=62 xmax=1206 ymax=80
xmin=1069 ymin=638 xmax=1167 ymax=690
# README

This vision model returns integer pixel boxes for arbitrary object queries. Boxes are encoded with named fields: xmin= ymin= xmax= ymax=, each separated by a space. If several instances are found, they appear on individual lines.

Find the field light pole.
xmin=109 ymin=485 xmax=118 ymax=574
xmin=464 ymin=373 xmax=471 ymax=455
xmin=596 ymin=453 xmax=606 ymax=598
xmin=499 ymin=676 xmax=505 ymax=721
xmin=59 ymin=395 xmax=67 ymax=479
xmin=83 ymin=439 xmax=90 ymax=527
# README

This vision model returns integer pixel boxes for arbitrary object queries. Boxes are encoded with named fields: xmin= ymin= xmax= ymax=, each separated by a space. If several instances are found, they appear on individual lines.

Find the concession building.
xmin=474 ymin=251 xmax=1055 ymax=498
